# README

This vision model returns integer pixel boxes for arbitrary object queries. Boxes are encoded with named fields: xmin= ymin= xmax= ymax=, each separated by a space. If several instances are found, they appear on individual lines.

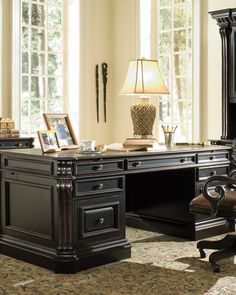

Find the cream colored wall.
xmin=79 ymin=0 xmax=114 ymax=145
xmin=1 ymin=0 xmax=11 ymax=118
xmin=111 ymin=0 xmax=140 ymax=142
xmin=81 ymin=0 xmax=141 ymax=144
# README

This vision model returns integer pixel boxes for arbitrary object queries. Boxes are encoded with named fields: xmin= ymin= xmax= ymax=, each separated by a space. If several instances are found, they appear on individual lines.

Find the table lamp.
xmin=120 ymin=58 xmax=169 ymax=143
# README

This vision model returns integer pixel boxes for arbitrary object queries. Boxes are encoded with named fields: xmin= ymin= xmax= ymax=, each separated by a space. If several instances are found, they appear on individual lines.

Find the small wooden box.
xmin=0 ymin=118 xmax=15 ymax=130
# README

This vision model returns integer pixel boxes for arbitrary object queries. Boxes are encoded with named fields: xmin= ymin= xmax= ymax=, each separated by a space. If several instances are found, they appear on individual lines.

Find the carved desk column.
xmin=55 ymin=160 xmax=77 ymax=273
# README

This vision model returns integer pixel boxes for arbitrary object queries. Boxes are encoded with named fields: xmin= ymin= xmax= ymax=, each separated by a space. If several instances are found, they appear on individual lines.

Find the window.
xmin=19 ymin=0 xmax=66 ymax=137
xmin=140 ymin=0 xmax=193 ymax=142
xmin=158 ymin=0 xmax=192 ymax=142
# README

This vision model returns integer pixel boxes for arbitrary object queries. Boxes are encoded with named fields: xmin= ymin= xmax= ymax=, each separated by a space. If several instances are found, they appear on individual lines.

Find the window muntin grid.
xmin=158 ymin=0 xmax=192 ymax=143
xmin=20 ymin=0 xmax=64 ymax=137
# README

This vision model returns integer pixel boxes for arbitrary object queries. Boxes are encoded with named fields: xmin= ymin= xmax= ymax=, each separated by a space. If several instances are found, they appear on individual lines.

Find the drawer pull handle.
xmin=94 ymin=164 xmax=103 ymax=171
xmin=209 ymin=156 xmax=215 ymax=160
xmin=180 ymin=158 xmax=187 ymax=163
xmin=93 ymin=183 xmax=104 ymax=190
xmin=133 ymin=161 xmax=141 ymax=167
xmin=98 ymin=217 xmax=104 ymax=224
xmin=210 ymin=170 xmax=217 ymax=176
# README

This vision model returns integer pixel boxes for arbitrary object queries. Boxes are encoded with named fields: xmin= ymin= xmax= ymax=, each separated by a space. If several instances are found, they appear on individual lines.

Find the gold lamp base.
xmin=130 ymin=97 xmax=156 ymax=139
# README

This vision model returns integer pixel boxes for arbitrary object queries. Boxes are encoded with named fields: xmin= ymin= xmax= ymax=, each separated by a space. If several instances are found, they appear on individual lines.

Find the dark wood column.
xmin=210 ymin=9 xmax=236 ymax=139
xmin=55 ymin=160 xmax=77 ymax=273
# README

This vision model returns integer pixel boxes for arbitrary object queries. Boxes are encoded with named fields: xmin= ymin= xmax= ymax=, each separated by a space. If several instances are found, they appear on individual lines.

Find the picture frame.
xmin=43 ymin=113 xmax=79 ymax=149
xmin=38 ymin=130 xmax=61 ymax=153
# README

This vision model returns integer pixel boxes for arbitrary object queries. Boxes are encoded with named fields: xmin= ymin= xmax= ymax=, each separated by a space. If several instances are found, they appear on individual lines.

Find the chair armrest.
xmin=202 ymin=173 xmax=236 ymax=217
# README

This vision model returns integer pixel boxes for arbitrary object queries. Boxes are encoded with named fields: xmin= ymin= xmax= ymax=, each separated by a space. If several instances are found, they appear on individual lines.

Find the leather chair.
xmin=189 ymin=170 xmax=236 ymax=272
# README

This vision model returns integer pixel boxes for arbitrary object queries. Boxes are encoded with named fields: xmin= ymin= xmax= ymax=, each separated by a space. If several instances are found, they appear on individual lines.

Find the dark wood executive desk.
xmin=0 ymin=145 xmax=232 ymax=273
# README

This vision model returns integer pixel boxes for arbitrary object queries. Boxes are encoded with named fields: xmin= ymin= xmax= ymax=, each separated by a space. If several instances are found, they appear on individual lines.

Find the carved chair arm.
xmin=202 ymin=170 xmax=236 ymax=217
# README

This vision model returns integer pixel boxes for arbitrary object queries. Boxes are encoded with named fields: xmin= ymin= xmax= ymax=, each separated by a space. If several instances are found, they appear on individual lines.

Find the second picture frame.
xmin=43 ymin=113 xmax=79 ymax=149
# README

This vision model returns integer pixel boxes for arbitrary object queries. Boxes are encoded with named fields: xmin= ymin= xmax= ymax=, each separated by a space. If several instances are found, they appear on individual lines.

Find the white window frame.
xmin=11 ymin=0 xmax=80 ymax=140
xmin=140 ymin=0 xmax=200 ymax=142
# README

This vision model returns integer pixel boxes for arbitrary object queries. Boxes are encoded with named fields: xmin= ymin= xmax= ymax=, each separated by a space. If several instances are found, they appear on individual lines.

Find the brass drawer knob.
xmin=209 ymin=156 xmax=215 ymax=160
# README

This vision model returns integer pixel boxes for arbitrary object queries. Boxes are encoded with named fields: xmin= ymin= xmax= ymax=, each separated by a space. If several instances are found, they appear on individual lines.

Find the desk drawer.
xmin=127 ymin=154 xmax=196 ymax=170
xmin=75 ymin=159 xmax=124 ymax=176
xmin=74 ymin=193 xmax=125 ymax=242
xmin=197 ymin=165 xmax=228 ymax=181
xmin=84 ymin=207 xmax=114 ymax=233
xmin=74 ymin=176 xmax=124 ymax=197
xmin=198 ymin=151 xmax=229 ymax=163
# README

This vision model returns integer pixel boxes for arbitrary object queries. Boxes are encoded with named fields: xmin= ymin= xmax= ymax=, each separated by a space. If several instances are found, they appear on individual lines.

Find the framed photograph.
xmin=38 ymin=130 xmax=61 ymax=153
xmin=43 ymin=113 xmax=79 ymax=149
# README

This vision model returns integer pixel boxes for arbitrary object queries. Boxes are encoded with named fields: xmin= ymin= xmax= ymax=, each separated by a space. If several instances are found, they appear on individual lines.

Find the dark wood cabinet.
xmin=0 ymin=145 xmax=232 ymax=273
xmin=210 ymin=9 xmax=236 ymax=139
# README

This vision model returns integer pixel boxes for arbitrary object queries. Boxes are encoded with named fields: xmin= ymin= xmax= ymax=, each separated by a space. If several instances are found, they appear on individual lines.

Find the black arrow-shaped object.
xmin=95 ymin=64 xmax=99 ymax=123
xmin=102 ymin=63 xmax=108 ymax=122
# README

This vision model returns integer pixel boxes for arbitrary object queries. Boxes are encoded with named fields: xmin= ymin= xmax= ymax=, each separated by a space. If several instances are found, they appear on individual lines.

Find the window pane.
xmin=48 ymin=0 xmax=62 ymax=5
xmin=159 ymin=0 xmax=171 ymax=7
xmin=48 ymin=31 xmax=62 ymax=52
xmin=31 ymin=122 xmax=42 ymax=136
xmin=48 ymin=99 xmax=63 ymax=113
xmin=31 ymin=53 xmax=45 ymax=74
xmin=174 ymin=30 xmax=186 ymax=52
xmin=173 ymin=78 xmax=186 ymax=99
xmin=31 ymin=28 xmax=45 ymax=50
xmin=31 ymin=77 xmax=45 ymax=98
xmin=174 ymin=6 xmax=186 ymax=28
xmin=48 ymin=7 xmax=61 ymax=30
xmin=159 ymin=9 xmax=171 ymax=30
xmin=159 ymin=56 xmax=171 ymax=77
xmin=48 ymin=54 xmax=62 ymax=75
xmin=173 ymin=53 xmax=187 ymax=75
xmin=22 ymin=27 xmax=29 ymax=49
xmin=21 ymin=123 xmax=30 ymax=136
xmin=21 ymin=99 xmax=29 ymax=122
xmin=22 ymin=76 xmax=29 ymax=98
xmin=188 ymin=28 xmax=192 ymax=49
xmin=30 ymin=100 xmax=46 ymax=121
xmin=22 ymin=52 xmax=29 ymax=73
xmin=159 ymin=32 xmax=171 ymax=55
xmin=48 ymin=77 xmax=62 ymax=98
xmin=22 ymin=1 xmax=29 ymax=25
xmin=159 ymin=100 xmax=171 ymax=123
xmin=31 ymin=4 xmax=45 ymax=27
xmin=175 ymin=0 xmax=185 ymax=4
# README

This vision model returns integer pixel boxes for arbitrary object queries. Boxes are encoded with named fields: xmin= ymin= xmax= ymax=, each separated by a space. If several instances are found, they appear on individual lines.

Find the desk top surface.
xmin=0 ymin=144 xmax=231 ymax=160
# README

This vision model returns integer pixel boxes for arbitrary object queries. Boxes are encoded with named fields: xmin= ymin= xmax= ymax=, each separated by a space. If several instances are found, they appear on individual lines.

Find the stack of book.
xmin=0 ymin=129 xmax=19 ymax=138
xmin=122 ymin=138 xmax=159 ymax=151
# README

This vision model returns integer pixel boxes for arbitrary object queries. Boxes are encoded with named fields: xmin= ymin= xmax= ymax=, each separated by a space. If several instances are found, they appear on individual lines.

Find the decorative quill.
xmin=102 ymin=63 xmax=108 ymax=122
xmin=95 ymin=64 xmax=99 ymax=123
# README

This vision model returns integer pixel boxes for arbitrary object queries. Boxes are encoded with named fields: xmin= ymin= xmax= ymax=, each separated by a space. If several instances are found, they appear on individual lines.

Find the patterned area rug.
xmin=1 ymin=227 xmax=236 ymax=295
